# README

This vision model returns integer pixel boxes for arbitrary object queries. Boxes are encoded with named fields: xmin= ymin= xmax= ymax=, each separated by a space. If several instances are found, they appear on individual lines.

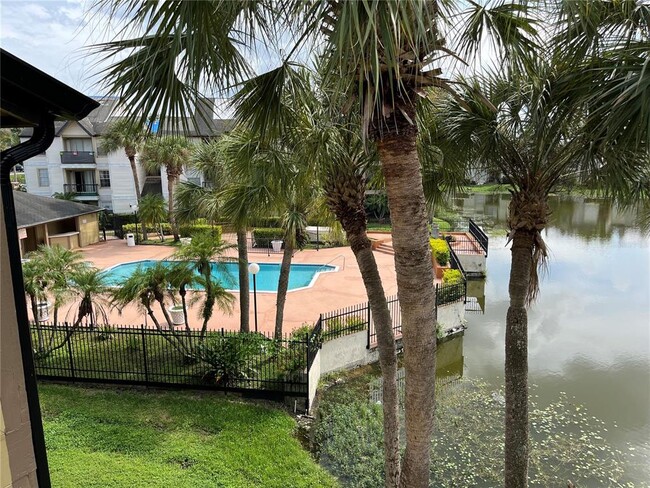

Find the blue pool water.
xmin=103 ymin=260 xmax=336 ymax=292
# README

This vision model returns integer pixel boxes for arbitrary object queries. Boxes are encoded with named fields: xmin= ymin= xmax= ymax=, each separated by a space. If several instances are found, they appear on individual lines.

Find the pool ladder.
xmin=320 ymin=254 xmax=346 ymax=271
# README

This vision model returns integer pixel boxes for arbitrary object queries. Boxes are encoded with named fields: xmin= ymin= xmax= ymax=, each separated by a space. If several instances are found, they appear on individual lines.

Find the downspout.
xmin=1 ymin=116 xmax=55 ymax=488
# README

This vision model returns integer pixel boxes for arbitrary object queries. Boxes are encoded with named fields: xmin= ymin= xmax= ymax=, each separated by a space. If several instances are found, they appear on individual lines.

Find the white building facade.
xmin=21 ymin=98 xmax=229 ymax=214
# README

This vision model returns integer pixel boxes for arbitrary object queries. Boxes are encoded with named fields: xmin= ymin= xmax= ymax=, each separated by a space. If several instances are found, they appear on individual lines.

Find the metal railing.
xmin=247 ymin=236 xmax=284 ymax=255
xmin=63 ymin=183 xmax=98 ymax=195
xmin=367 ymin=295 xmax=401 ymax=348
xmin=469 ymin=218 xmax=489 ymax=256
xmin=60 ymin=151 xmax=95 ymax=164
xmin=435 ymin=281 xmax=467 ymax=307
xmin=31 ymin=323 xmax=308 ymax=400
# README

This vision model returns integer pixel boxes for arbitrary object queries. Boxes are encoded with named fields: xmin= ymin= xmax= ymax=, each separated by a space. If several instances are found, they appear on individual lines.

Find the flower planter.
xmin=168 ymin=306 xmax=185 ymax=326
xmin=433 ymin=255 xmax=450 ymax=280
xmin=271 ymin=240 xmax=283 ymax=252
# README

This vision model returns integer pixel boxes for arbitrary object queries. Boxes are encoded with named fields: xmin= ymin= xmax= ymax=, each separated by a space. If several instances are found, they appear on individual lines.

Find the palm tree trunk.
xmin=378 ymin=131 xmax=436 ymax=488
xmin=201 ymin=270 xmax=215 ymax=340
xmin=274 ymin=239 xmax=293 ymax=339
xmin=505 ymin=230 xmax=533 ymax=488
xmin=128 ymin=154 xmax=141 ymax=204
xmin=167 ymin=173 xmax=180 ymax=241
xmin=237 ymin=228 xmax=250 ymax=332
xmin=348 ymin=231 xmax=401 ymax=488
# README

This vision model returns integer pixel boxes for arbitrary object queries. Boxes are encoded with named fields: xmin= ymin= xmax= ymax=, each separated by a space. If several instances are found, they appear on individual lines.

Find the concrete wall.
xmin=307 ymin=351 xmax=321 ymax=411
xmin=437 ymin=301 xmax=465 ymax=330
xmin=1 ymin=201 xmax=39 ymax=487
xmin=77 ymin=214 xmax=99 ymax=247
xmin=458 ymin=254 xmax=486 ymax=276
xmin=320 ymin=330 xmax=380 ymax=376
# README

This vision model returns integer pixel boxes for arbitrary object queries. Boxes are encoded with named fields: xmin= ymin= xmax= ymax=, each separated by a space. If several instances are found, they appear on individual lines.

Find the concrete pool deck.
xmin=55 ymin=235 xmax=400 ymax=335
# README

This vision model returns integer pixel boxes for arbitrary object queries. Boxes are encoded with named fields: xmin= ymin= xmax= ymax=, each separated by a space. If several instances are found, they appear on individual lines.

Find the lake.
xmin=457 ymin=193 xmax=650 ymax=484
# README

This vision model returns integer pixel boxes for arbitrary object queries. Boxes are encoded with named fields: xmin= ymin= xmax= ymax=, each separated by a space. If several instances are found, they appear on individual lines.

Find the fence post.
xmin=140 ymin=324 xmax=149 ymax=384
xmin=366 ymin=302 xmax=371 ymax=349
xmin=65 ymin=322 xmax=75 ymax=380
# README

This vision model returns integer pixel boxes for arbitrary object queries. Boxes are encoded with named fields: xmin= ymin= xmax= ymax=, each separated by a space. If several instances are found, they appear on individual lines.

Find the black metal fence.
xmin=31 ymin=323 xmax=308 ymax=401
xmin=319 ymin=301 xmax=371 ymax=342
xmin=367 ymin=295 xmax=401 ymax=348
xmin=469 ymin=218 xmax=489 ymax=256
xmin=247 ymin=236 xmax=284 ymax=255
xmin=435 ymin=281 xmax=467 ymax=307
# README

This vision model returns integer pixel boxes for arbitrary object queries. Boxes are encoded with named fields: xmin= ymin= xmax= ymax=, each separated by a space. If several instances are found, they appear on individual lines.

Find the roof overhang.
xmin=0 ymin=49 xmax=99 ymax=128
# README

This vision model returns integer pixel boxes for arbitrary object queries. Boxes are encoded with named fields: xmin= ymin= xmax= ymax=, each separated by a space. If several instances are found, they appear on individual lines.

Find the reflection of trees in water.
xmin=454 ymin=194 xmax=639 ymax=241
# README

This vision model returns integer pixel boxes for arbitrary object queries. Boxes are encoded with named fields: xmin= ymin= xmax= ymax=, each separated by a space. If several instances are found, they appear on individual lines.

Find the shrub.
xmin=442 ymin=269 xmax=463 ymax=284
xmin=251 ymin=216 xmax=282 ymax=228
xmin=179 ymin=223 xmax=222 ymax=240
xmin=197 ymin=333 xmax=267 ymax=385
xmin=252 ymin=228 xmax=284 ymax=247
xmin=323 ymin=315 xmax=366 ymax=339
xmin=123 ymin=222 xmax=173 ymax=236
xmin=430 ymin=238 xmax=450 ymax=266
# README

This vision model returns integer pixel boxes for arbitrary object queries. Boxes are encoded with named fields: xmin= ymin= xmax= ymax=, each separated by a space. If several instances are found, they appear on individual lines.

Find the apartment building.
xmin=21 ymin=97 xmax=231 ymax=214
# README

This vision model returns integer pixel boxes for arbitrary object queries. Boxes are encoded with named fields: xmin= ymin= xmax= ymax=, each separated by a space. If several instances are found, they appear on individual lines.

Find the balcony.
xmin=63 ymin=183 xmax=98 ymax=196
xmin=60 ymin=151 xmax=95 ymax=164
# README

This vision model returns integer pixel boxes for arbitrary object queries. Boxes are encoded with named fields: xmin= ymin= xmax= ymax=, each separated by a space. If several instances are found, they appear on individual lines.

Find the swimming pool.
xmin=102 ymin=260 xmax=337 ymax=292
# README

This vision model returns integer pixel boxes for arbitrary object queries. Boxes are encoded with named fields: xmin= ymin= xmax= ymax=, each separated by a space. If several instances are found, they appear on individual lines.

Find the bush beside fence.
xmin=31 ymin=323 xmax=308 ymax=398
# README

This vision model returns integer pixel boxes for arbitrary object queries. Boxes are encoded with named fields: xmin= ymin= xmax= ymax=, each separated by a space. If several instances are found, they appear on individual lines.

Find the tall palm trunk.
xmin=348 ymin=231 xmax=400 ymax=487
xmin=274 ymin=238 xmax=293 ymax=339
xmin=325 ymin=167 xmax=401 ymax=487
xmin=201 ymin=268 xmax=214 ymax=339
xmin=127 ymin=153 xmax=141 ymax=203
xmin=237 ymin=228 xmax=250 ymax=332
xmin=378 ymin=131 xmax=436 ymax=488
xmin=166 ymin=171 xmax=180 ymax=241
xmin=504 ymin=190 xmax=548 ymax=488
xmin=505 ymin=231 xmax=534 ymax=488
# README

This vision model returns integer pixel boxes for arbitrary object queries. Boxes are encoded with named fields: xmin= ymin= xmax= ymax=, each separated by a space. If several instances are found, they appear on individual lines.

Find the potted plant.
xmin=430 ymin=238 xmax=451 ymax=279
xmin=168 ymin=305 xmax=185 ymax=326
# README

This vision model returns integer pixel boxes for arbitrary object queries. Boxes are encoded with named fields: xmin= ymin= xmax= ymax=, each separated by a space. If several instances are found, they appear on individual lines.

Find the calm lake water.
xmin=457 ymin=193 xmax=650 ymax=484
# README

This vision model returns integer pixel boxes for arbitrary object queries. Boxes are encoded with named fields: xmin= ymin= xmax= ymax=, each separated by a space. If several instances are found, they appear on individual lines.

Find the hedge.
xmin=442 ymin=269 xmax=463 ymax=284
xmin=251 ymin=217 xmax=282 ymax=228
xmin=252 ymin=228 xmax=285 ymax=247
xmin=430 ymin=238 xmax=450 ymax=266
xmin=179 ymin=223 xmax=222 ymax=240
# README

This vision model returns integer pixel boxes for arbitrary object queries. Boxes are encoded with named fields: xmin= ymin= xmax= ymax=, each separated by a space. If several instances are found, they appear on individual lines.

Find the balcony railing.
xmin=60 ymin=151 xmax=95 ymax=164
xmin=63 ymin=183 xmax=98 ymax=195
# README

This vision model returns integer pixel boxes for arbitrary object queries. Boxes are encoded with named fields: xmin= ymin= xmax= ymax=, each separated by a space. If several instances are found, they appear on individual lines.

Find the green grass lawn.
xmin=39 ymin=383 xmax=339 ymax=488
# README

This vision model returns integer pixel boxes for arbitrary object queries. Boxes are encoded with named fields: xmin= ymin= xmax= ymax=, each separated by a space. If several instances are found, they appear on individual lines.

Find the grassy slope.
xmin=40 ymin=384 xmax=339 ymax=488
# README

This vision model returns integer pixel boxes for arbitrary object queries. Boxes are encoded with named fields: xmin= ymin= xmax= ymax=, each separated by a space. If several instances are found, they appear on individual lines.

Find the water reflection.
xmin=454 ymin=193 xmax=639 ymax=241
xmin=460 ymin=195 xmax=650 ymax=483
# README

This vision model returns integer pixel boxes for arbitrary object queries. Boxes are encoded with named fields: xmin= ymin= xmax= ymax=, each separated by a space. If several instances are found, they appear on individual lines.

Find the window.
xmin=99 ymin=170 xmax=111 ymax=188
xmin=187 ymin=176 xmax=201 ymax=186
xmin=37 ymin=169 xmax=49 ymax=187
xmin=65 ymin=138 xmax=93 ymax=152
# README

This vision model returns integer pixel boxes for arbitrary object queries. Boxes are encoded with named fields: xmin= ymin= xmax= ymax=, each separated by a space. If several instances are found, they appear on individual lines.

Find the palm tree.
xmin=34 ymin=245 xmax=83 ymax=327
xmin=138 ymin=194 xmax=167 ymax=242
xmin=175 ymin=140 xmax=253 ymax=333
xmin=100 ymin=119 xmax=148 ymax=203
xmin=218 ymin=128 xmax=317 ymax=339
xmin=67 ymin=266 xmax=110 ymax=329
xmin=173 ymin=232 xmax=235 ymax=339
xmin=430 ymin=43 xmax=647 ymax=484
xmin=111 ymin=261 xmax=192 ymax=355
xmin=91 ymin=2 xmax=538 ymax=485
xmin=140 ymin=136 xmax=192 ymax=241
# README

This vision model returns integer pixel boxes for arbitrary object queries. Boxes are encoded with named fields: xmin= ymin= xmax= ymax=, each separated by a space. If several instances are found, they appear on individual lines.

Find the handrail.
xmin=320 ymin=254 xmax=346 ymax=271
xmin=469 ymin=219 xmax=489 ymax=257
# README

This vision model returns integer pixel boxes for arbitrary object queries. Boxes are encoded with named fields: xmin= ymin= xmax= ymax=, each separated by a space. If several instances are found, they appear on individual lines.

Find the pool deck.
xmin=55 ymin=235 xmax=400 ymax=335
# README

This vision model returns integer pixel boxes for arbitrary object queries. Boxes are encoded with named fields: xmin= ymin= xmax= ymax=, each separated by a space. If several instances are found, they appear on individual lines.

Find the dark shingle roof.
xmin=14 ymin=191 xmax=101 ymax=229
xmin=21 ymin=97 xmax=234 ymax=138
